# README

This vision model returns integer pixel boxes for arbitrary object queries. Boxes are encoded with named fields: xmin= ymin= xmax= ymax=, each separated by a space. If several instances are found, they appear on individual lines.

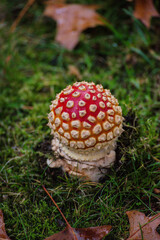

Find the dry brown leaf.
xmin=133 ymin=0 xmax=160 ymax=28
xmin=68 ymin=65 xmax=82 ymax=80
xmin=45 ymin=225 xmax=112 ymax=240
xmin=126 ymin=210 xmax=160 ymax=240
xmin=0 ymin=209 xmax=10 ymax=240
xmin=43 ymin=3 xmax=105 ymax=50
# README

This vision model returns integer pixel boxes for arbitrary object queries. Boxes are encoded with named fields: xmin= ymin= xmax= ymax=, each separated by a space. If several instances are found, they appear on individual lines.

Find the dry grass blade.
xmin=10 ymin=0 xmax=36 ymax=32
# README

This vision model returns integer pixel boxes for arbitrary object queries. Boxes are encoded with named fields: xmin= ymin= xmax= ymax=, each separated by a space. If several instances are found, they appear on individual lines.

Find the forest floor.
xmin=0 ymin=0 xmax=160 ymax=239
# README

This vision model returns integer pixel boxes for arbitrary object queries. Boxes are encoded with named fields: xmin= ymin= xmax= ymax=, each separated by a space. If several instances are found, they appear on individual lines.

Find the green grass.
xmin=0 ymin=0 xmax=160 ymax=239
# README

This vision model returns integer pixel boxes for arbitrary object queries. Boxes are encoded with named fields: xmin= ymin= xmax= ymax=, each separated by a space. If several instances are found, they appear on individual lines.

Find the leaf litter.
xmin=1 ymin=199 xmax=160 ymax=239
xmin=43 ymin=2 xmax=105 ymax=50
xmin=133 ymin=0 xmax=160 ymax=28
xmin=126 ymin=210 xmax=160 ymax=240
xmin=0 ymin=209 xmax=10 ymax=240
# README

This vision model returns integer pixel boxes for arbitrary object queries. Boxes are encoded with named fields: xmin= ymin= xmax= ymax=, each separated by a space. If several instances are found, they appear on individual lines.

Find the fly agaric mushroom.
xmin=47 ymin=81 xmax=123 ymax=182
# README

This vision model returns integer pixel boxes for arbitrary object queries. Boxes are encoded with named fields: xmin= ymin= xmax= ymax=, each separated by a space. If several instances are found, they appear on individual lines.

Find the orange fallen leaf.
xmin=43 ymin=3 xmax=105 ymax=50
xmin=133 ymin=0 xmax=160 ymax=28
xmin=126 ymin=210 xmax=160 ymax=240
xmin=43 ymin=186 xmax=112 ymax=240
xmin=0 ymin=209 xmax=10 ymax=240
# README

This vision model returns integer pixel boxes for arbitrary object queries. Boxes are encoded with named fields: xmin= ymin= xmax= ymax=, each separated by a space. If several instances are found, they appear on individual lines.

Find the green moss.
xmin=0 ymin=0 xmax=160 ymax=239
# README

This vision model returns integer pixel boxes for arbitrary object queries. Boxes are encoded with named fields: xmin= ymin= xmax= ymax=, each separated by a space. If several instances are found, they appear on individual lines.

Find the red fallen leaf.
xmin=43 ymin=3 xmax=105 ymax=50
xmin=0 ymin=209 xmax=10 ymax=240
xmin=126 ymin=210 xmax=160 ymax=240
xmin=133 ymin=0 xmax=160 ymax=28
xmin=43 ymin=186 xmax=112 ymax=240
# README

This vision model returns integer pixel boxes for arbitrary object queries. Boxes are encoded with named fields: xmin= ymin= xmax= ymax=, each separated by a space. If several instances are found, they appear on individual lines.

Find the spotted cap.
xmin=48 ymin=81 xmax=123 ymax=150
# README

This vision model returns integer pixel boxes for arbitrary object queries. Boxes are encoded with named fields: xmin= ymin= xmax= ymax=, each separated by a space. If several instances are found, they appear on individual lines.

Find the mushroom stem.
xmin=47 ymin=137 xmax=116 ymax=182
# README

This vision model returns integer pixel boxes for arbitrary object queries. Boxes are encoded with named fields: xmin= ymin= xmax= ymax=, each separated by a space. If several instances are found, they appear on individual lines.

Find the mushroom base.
xmin=47 ymin=150 xmax=115 ymax=182
xmin=47 ymin=138 xmax=116 ymax=182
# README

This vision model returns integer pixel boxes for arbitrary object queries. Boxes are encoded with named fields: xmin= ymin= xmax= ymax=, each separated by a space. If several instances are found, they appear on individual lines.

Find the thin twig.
xmin=42 ymin=185 xmax=79 ymax=239
xmin=10 ymin=0 xmax=36 ymax=33
xmin=42 ymin=185 xmax=71 ymax=228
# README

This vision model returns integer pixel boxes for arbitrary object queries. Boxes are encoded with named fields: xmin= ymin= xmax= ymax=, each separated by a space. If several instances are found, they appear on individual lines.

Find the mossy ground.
xmin=0 ymin=0 xmax=160 ymax=239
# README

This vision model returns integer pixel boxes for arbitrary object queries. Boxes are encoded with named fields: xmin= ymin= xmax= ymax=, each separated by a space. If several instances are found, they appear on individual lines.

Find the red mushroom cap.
xmin=48 ymin=81 xmax=123 ymax=152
